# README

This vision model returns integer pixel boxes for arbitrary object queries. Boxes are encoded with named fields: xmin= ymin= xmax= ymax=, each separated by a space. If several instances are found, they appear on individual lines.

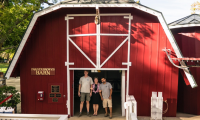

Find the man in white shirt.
xmin=78 ymin=70 xmax=93 ymax=117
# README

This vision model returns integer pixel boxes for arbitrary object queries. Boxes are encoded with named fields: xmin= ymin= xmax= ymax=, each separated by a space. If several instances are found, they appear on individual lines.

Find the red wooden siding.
xmin=20 ymin=10 xmax=68 ymax=114
xmin=69 ymin=16 xmax=96 ymax=68
xmin=100 ymin=16 xmax=128 ymax=68
xmin=129 ymin=14 xmax=179 ymax=116
xmin=69 ymin=36 xmax=97 ymax=68
xmin=100 ymin=36 xmax=128 ymax=68
xmin=172 ymin=27 xmax=200 ymax=115
xmin=13 ymin=7 xmax=178 ymax=116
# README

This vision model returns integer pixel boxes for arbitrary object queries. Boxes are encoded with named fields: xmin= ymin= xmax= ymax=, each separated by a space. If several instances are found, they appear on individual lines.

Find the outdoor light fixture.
xmin=91 ymin=70 xmax=98 ymax=73
xmin=91 ymin=70 xmax=101 ymax=73
xmin=95 ymin=6 xmax=100 ymax=25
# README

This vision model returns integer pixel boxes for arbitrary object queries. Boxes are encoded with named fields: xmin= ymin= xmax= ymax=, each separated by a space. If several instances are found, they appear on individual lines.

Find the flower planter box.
xmin=0 ymin=107 xmax=14 ymax=114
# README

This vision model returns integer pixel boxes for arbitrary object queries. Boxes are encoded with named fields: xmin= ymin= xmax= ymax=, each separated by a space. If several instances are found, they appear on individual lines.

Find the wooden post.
xmin=2 ymin=79 xmax=6 ymax=86
xmin=2 ymin=75 xmax=6 ymax=86
xmin=0 ymin=72 xmax=4 ymax=78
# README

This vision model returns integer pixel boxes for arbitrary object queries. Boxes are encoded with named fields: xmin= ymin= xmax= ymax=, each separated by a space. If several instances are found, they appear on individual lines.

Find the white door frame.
xmin=121 ymin=70 xmax=126 ymax=116
xmin=65 ymin=13 xmax=133 ymax=116
xmin=72 ymin=70 xmax=126 ymax=116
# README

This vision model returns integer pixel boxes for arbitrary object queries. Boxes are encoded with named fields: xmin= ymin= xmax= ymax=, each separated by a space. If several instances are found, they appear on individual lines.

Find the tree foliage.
xmin=0 ymin=0 xmax=56 ymax=52
xmin=0 ymin=86 xmax=20 ymax=108
xmin=191 ymin=1 xmax=200 ymax=14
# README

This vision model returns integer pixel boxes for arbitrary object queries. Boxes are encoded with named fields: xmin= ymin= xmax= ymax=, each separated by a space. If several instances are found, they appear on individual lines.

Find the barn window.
xmin=52 ymin=98 xmax=58 ymax=102
xmin=51 ymin=85 xmax=60 ymax=93
xmin=56 ymin=94 xmax=61 ymax=97
xmin=49 ymin=94 xmax=55 ymax=98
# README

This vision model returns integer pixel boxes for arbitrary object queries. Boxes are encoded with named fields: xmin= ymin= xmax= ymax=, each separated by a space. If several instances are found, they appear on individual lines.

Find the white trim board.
xmin=0 ymin=114 xmax=68 ymax=119
xmin=121 ymin=70 xmax=126 ymax=116
xmin=5 ymin=3 xmax=196 ymax=89
xmin=68 ymin=68 xmax=128 ymax=70
xmin=169 ymin=24 xmax=200 ymax=29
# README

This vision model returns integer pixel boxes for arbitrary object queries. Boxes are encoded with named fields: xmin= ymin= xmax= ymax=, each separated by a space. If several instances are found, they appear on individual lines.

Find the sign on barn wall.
xmin=31 ymin=68 xmax=55 ymax=75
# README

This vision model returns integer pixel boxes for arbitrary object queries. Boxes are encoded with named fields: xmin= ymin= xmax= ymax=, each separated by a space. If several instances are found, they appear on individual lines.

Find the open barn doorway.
xmin=73 ymin=70 xmax=125 ymax=117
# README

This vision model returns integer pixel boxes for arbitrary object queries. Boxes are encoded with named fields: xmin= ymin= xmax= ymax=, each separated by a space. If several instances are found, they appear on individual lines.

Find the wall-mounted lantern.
xmin=95 ymin=6 xmax=100 ymax=25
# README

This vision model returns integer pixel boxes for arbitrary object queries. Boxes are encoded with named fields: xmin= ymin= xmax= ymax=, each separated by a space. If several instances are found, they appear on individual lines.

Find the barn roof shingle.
xmin=169 ymin=14 xmax=200 ymax=29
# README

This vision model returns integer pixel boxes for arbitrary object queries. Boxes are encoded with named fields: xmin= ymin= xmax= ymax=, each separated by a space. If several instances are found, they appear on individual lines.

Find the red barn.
xmin=169 ymin=14 xmax=200 ymax=115
xmin=5 ymin=1 xmax=197 ymax=117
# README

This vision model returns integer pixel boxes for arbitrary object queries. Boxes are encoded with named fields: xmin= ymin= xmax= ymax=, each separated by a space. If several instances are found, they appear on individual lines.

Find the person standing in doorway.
xmin=99 ymin=78 xmax=113 ymax=119
xmin=92 ymin=77 xmax=100 ymax=116
xmin=78 ymin=70 xmax=93 ymax=117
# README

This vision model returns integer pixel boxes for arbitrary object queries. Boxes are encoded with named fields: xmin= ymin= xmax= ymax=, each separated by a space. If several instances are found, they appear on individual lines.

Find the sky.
xmin=140 ymin=0 xmax=197 ymax=23
xmin=44 ymin=0 xmax=197 ymax=23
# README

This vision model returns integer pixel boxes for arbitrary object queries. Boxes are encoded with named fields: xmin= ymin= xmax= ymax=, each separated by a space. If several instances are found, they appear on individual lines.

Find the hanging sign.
xmin=31 ymin=68 xmax=55 ymax=75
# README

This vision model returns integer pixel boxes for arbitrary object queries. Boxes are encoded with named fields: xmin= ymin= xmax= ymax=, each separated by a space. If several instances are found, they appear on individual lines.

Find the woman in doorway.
xmin=92 ymin=77 xmax=100 ymax=116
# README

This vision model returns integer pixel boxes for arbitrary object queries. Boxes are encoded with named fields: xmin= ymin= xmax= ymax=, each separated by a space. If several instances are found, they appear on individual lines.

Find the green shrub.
xmin=0 ymin=57 xmax=4 ymax=60
xmin=0 ymin=86 xmax=20 ymax=109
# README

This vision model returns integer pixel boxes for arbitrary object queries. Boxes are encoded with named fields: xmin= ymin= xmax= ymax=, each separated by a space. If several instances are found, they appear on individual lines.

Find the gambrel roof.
xmin=5 ymin=1 xmax=197 ymax=88
xmin=169 ymin=14 xmax=200 ymax=29
xmin=61 ymin=0 xmax=136 ymax=4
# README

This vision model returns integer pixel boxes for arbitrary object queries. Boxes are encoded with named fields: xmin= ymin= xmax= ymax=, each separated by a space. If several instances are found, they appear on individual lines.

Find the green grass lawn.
xmin=0 ymin=63 xmax=9 ymax=73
